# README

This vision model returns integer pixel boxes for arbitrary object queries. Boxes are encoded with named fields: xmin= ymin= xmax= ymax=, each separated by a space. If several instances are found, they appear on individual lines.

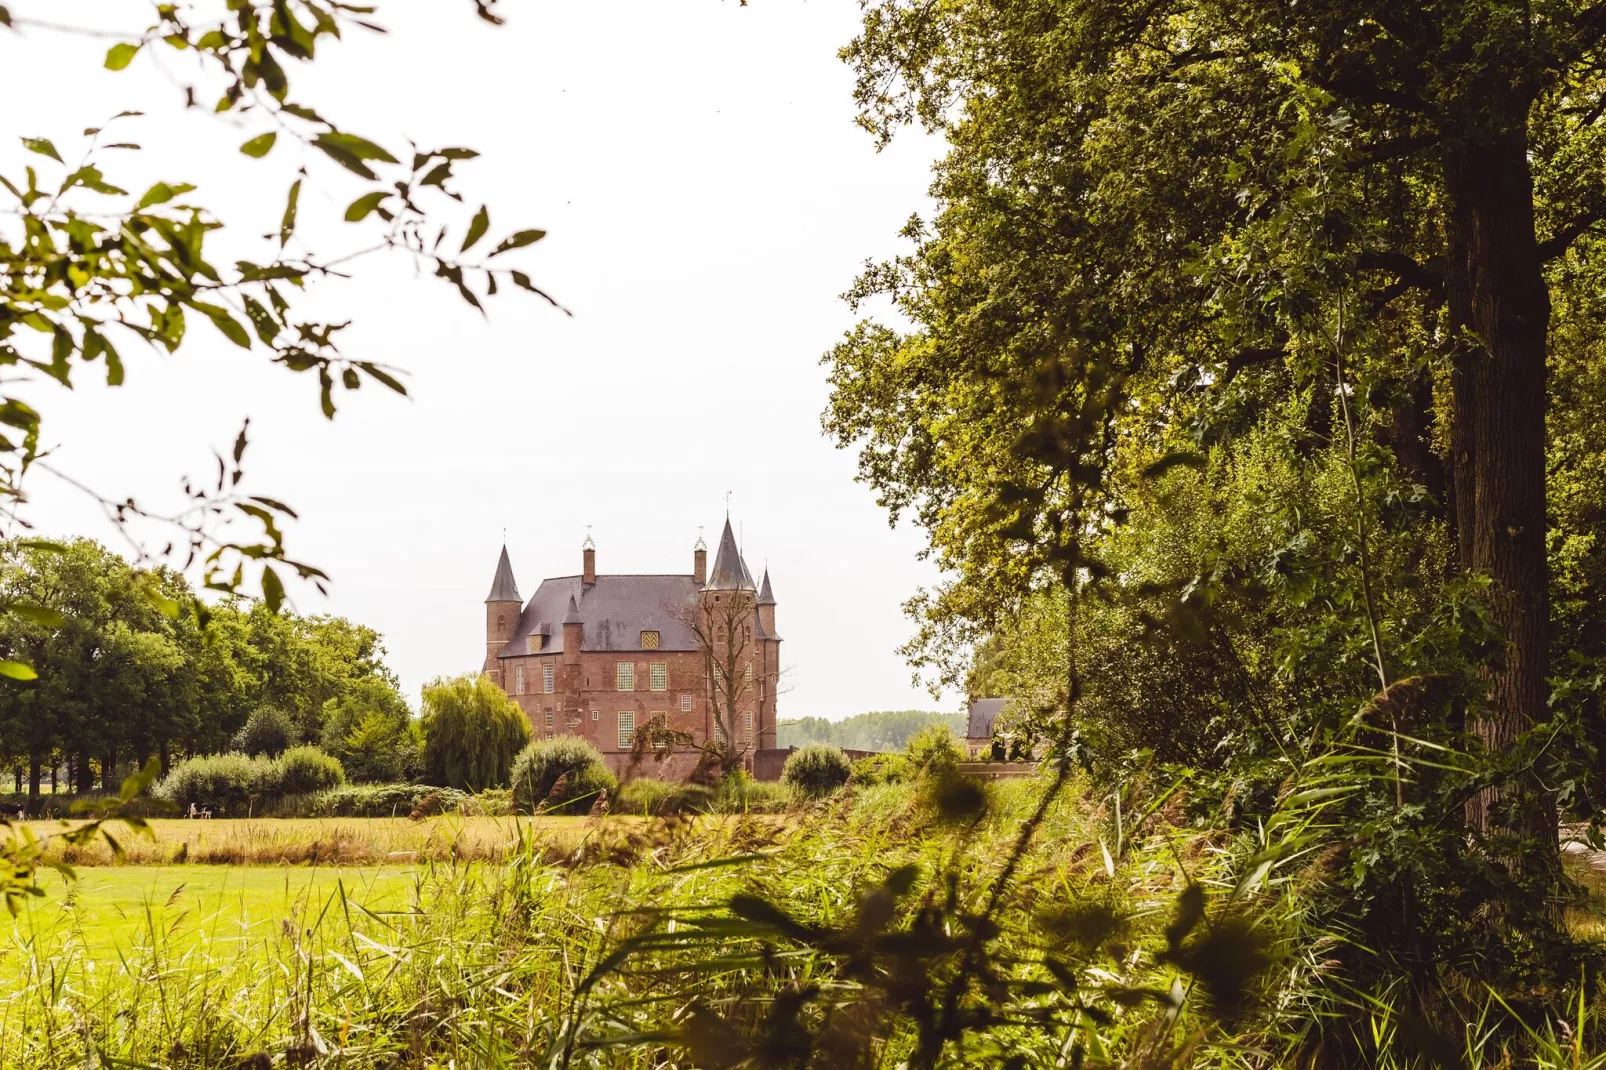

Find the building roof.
xmin=756 ymin=568 xmax=776 ymax=606
xmin=966 ymin=697 xmax=1008 ymax=741
xmin=485 ymin=545 xmax=520 ymax=603
xmin=704 ymin=518 xmax=754 ymax=591
xmin=500 ymin=573 xmax=706 ymax=657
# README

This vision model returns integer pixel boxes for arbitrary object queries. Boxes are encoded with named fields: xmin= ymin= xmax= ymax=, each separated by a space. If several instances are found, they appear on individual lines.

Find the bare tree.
xmin=672 ymin=588 xmax=759 ymax=779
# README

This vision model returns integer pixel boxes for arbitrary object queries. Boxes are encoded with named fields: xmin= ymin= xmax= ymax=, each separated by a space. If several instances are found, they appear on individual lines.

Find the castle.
xmin=482 ymin=518 xmax=780 ymax=776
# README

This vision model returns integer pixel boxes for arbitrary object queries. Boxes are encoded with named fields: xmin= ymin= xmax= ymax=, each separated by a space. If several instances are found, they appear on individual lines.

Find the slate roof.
xmin=499 ymin=573 xmax=705 ymax=657
xmin=966 ymin=697 xmax=1008 ymax=740
xmin=485 ymin=545 xmax=521 ymax=603
xmin=705 ymin=518 xmax=754 ymax=590
xmin=756 ymin=569 xmax=776 ymax=606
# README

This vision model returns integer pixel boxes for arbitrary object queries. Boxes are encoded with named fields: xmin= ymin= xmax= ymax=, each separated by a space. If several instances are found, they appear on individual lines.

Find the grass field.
xmin=19 ymin=814 xmax=607 ymax=866
xmin=8 ymin=865 xmax=417 ymax=966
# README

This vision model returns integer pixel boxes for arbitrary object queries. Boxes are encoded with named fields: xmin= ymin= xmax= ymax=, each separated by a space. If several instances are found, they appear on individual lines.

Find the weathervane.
xmin=582 ymin=524 xmax=595 ymax=549
xmin=724 ymin=489 xmax=733 ymax=517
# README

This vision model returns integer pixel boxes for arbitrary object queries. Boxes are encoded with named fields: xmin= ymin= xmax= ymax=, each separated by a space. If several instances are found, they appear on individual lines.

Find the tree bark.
xmin=27 ymin=756 xmax=40 ymax=800
xmin=1444 ymin=125 xmax=1555 ymax=854
xmin=102 ymin=744 xmax=117 ymax=794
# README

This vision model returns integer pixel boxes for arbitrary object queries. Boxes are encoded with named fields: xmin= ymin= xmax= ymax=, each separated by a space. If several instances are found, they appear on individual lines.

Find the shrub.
xmin=233 ymin=706 xmax=295 ymax=758
xmin=276 ymin=783 xmax=476 ymax=818
xmin=715 ymin=771 xmax=791 ymax=813
xmin=419 ymin=674 xmax=531 ymax=791
xmin=907 ymin=724 xmax=964 ymax=778
xmin=275 ymin=746 xmax=345 ymax=795
xmin=850 ymin=752 xmax=913 ymax=787
xmin=510 ymin=737 xmax=616 ymax=815
xmin=154 ymin=752 xmax=273 ymax=815
xmin=782 ymin=744 xmax=852 ymax=797
xmin=321 ymin=679 xmax=420 ymax=782
xmin=616 ymin=778 xmax=716 ymax=815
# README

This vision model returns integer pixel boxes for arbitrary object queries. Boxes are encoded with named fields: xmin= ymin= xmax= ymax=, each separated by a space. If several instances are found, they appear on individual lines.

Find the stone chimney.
xmin=693 ymin=531 xmax=708 ymax=585
xmin=582 ymin=532 xmax=596 ymax=586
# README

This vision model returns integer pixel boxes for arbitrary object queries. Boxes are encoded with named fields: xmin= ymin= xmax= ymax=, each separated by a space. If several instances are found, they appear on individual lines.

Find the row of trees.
xmin=0 ymin=539 xmax=411 ymax=796
xmin=776 ymin=710 xmax=963 ymax=752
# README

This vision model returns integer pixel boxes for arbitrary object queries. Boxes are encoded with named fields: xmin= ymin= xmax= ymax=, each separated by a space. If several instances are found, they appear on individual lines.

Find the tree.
xmin=0 ymin=0 xmax=553 ymax=615
xmin=418 ymin=673 xmax=530 ymax=792
xmin=677 ymin=588 xmax=761 ymax=777
xmin=322 ymin=676 xmax=417 ymax=782
xmin=830 ymin=0 xmax=1606 ymax=864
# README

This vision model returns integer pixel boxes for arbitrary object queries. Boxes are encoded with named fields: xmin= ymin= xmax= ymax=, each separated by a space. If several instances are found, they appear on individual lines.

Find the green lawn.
xmin=3 ymin=865 xmax=417 ymax=968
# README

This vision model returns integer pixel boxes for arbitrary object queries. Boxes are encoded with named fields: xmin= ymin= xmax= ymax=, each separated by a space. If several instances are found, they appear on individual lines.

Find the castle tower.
xmin=484 ymin=545 xmax=522 ymax=686
xmin=755 ymin=568 xmax=779 ymax=751
xmin=702 ymin=518 xmax=760 ymax=754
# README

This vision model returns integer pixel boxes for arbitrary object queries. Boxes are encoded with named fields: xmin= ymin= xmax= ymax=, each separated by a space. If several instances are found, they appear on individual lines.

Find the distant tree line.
xmin=776 ymin=710 xmax=963 ymax=753
xmin=0 ymin=539 xmax=411 ymax=797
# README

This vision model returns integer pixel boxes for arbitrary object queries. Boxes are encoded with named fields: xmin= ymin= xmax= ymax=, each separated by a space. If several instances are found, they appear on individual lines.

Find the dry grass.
xmin=16 ymin=814 xmax=626 ymax=867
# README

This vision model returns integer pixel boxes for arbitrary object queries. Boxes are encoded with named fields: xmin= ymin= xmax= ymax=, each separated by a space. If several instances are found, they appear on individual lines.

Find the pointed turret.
xmin=562 ymin=594 xmax=583 ymax=624
xmin=485 ymin=545 xmax=521 ymax=603
xmin=483 ymin=545 xmax=522 ymax=684
xmin=705 ymin=518 xmax=754 ymax=590
xmin=756 ymin=568 xmax=776 ymax=606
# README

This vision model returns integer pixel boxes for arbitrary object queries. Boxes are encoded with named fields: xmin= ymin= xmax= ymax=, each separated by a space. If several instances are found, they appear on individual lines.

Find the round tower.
xmin=484 ymin=544 xmax=522 ymax=687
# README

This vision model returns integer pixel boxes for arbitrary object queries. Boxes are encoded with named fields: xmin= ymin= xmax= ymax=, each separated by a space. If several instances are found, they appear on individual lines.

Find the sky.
xmin=2 ymin=1 xmax=957 ymax=718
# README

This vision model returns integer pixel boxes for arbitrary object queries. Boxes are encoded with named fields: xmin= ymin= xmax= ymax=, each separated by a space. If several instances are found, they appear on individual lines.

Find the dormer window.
xmin=640 ymin=630 xmax=660 ymax=649
xmin=528 ymin=634 xmax=542 ymax=653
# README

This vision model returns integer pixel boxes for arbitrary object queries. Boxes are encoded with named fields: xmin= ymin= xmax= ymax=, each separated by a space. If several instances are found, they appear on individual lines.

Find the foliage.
xmin=777 ymin=709 xmax=963 ymax=751
xmin=321 ymin=677 xmax=419 ymax=783
xmin=849 ymin=751 xmax=912 ymax=787
xmin=615 ymin=778 xmax=717 ymax=816
xmin=272 ymin=745 xmax=344 ymax=796
xmin=780 ymin=743 xmax=852 ymax=797
xmin=231 ymin=705 xmax=293 ymax=758
xmin=418 ymin=674 xmax=530 ymax=792
xmin=0 ymin=0 xmax=551 ymax=609
xmin=509 ymin=737 xmax=615 ymax=816
xmin=275 ymin=782 xmax=475 ymax=819
xmin=905 ymin=723 xmax=963 ymax=779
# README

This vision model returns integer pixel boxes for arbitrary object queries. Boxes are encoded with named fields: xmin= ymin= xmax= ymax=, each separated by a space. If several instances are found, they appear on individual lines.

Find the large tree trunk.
xmin=27 ymin=756 xmax=40 ymax=801
xmin=1444 ymin=126 xmax=1555 ymax=858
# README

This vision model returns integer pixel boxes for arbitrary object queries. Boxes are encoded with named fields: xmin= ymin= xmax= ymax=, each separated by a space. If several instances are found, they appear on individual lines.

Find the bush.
xmin=782 ymin=744 xmax=852 ymax=797
xmin=475 ymin=787 xmax=515 ymax=816
xmin=154 ymin=752 xmax=273 ymax=815
xmin=907 ymin=724 xmax=964 ymax=778
xmin=510 ymin=737 xmax=616 ymax=815
xmin=715 ymin=771 xmax=791 ymax=813
xmin=233 ymin=706 xmax=295 ymax=758
xmin=850 ymin=752 xmax=913 ymax=787
xmin=419 ymin=674 xmax=531 ymax=791
xmin=275 ymin=746 xmax=345 ymax=795
xmin=616 ymin=778 xmax=716 ymax=815
xmin=270 ymin=783 xmax=478 ymax=818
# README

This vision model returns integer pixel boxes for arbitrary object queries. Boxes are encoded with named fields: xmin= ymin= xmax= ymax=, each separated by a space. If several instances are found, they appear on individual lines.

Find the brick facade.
xmin=481 ymin=522 xmax=781 ymax=779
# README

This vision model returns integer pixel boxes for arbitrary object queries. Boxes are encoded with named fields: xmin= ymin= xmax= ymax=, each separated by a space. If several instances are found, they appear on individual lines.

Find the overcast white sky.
xmin=3 ymin=1 xmax=957 ymax=718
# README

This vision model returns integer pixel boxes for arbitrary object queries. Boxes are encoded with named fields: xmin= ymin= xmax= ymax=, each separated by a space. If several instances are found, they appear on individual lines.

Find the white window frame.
xmin=591 ymin=709 xmax=600 ymax=721
xmin=514 ymin=664 xmax=525 ymax=695
xmin=543 ymin=663 xmax=554 ymax=693
xmin=745 ymin=710 xmax=753 ymax=738
xmin=680 ymin=693 xmax=692 ymax=712
xmin=618 ymin=711 xmax=635 ymax=748
xmin=649 ymin=662 xmax=667 ymax=691
xmin=616 ymin=662 xmax=634 ymax=691
xmin=544 ymin=709 xmax=553 ymax=730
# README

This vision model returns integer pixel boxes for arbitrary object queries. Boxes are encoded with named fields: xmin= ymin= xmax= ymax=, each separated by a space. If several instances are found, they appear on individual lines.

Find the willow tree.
xmin=419 ymin=673 xmax=529 ymax=792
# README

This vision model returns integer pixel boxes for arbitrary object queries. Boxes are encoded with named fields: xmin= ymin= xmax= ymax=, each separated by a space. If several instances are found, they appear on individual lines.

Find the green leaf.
xmin=313 ymin=131 xmax=397 ymax=164
xmin=489 ymin=229 xmax=546 ymax=257
xmin=4 ymin=604 xmax=64 ymax=629
xmin=191 ymin=302 xmax=251 ymax=348
xmin=280 ymin=178 xmax=301 ymax=246
xmin=261 ymin=564 xmax=285 ymax=612
xmin=21 ymin=138 xmax=62 ymax=164
xmin=0 ymin=661 xmax=37 ymax=681
xmin=311 ymin=140 xmax=377 ymax=180
xmin=240 ymin=132 xmax=278 ymax=158
xmin=461 ymin=204 xmax=490 ymax=252
xmin=135 ymin=181 xmax=194 ymax=209
xmin=104 ymin=41 xmax=141 ymax=70
xmin=343 ymin=190 xmax=388 ymax=222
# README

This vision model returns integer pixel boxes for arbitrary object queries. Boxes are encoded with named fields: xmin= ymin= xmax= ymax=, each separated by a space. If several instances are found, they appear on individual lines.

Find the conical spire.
xmin=705 ymin=517 xmax=754 ymax=590
xmin=756 ymin=568 xmax=776 ymax=606
xmin=485 ymin=545 xmax=520 ymax=603
xmin=562 ymin=594 xmax=583 ymax=624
